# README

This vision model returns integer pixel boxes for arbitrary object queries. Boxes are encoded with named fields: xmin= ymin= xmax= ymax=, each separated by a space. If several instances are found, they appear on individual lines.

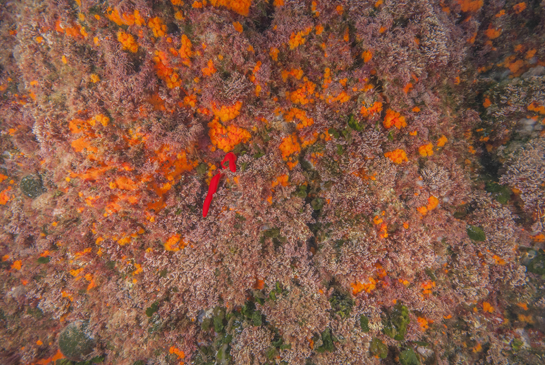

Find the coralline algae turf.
xmin=0 ymin=0 xmax=544 ymax=364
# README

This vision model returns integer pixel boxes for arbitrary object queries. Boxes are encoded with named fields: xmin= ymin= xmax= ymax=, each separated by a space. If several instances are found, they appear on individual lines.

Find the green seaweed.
xmin=145 ymin=302 xmax=159 ymax=317
xmin=369 ymin=337 xmax=388 ymax=359
xmin=467 ymin=225 xmax=486 ymax=242
xmin=400 ymin=348 xmax=420 ymax=365
xmin=360 ymin=315 xmax=370 ymax=332
xmin=383 ymin=303 xmax=410 ymax=341
xmin=315 ymin=328 xmax=335 ymax=353
xmin=58 ymin=321 xmax=96 ymax=361
xmin=329 ymin=290 xmax=353 ymax=319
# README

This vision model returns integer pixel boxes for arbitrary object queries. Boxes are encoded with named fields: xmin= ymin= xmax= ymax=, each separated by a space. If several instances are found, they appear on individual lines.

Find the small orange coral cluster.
xmin=179 ymin=34 xmax=193 ymax=65
xmin=202 ymin=60 xmax=217 ymax=76
xmin=279 ymin=134 xmax=301 ymax=169
xmin=211 ymin=101 xmax=243 ymax=122
xmin=417 ymin=196 xmax=439 ymax=215
xmin=456 ymin=0 xmax=483 ymax=12
xmin=418 ymin=142 xmax=434 ymax=157
xmin=269 ymin=47 xmax=279 ymax=61
xmin=106 ymin=7 xmax=146 ymax=26
xmin=164 ymin=234 xmax=189 ymax=251
xmin=208 ymin=118 xmax=251 ymax=152
xmin=326 ymin=91 xmax=350 ymax=104
xmin=288 ymin=26 xmax=313 ymax=49
xmin=117 ymin=31 xmax=138 ymax=53
xmin=284 ymin=108 xmax=314 ymax=129
xmin=153 ymin=51 xmax=181 ymax=89
xmin=383 ymin=109 xmax=406 ymax=129
xmin=148 ymin=17 xmax=168 ymax=37
xmin=289 ymin=81 xmax=316 ymax=105
xmin=351 ymin=277 xmax=377 ymax=295
xmin=209 ymin=0 xmax=252 ymax=16
xmin=528 ymin=101 xmax=545 ymax=114
xmin=384 ymin=149 xmax=408 ymax=164
xmin=282 ymin=68 xmax=304 ymax=81
xmin=272 ymin=174 xmax=289 ymax=188
xmin=360 ymin=101 xmax=382 ymax=117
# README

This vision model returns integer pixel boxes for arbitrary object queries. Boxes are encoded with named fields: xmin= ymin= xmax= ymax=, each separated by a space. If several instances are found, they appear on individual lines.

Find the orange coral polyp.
xmin=384 ymin=149 xmax=408 ymax=164
xmin=117 ymin=31 xmax=138 ymax=53
xmin=418 ymin=143 xmax=434 ymax=157
xmin=383 ymin=109 xmax=406 ymax=129
xmin=208 ymin=118 xmax=251 ymax=152
xmin=289 ymin=81 xmax=316 ymax=105
xmin=284 ymin=108 xmax=314 ymax=129
xmin=148 ymin=17 xmax=168 ymax=38
xmin=209 ymin=0 xmax=252 ymax=16
xmin=279 ymin=134 xmax=301 ymax=161
xmin=211 ymin=101 xmax=243 ymax=122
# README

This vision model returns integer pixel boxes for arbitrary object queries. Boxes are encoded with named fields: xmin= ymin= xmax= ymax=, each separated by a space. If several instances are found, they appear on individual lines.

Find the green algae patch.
xmin=383 ymin=303 xmax=410 ymax=341
xmin=360 ymin=315 xmax=370 ymax=332
xmin=400 ymin=348 xmax=420 ymax=365
xmin=467 ymin=225 xmax=486 ymax=242
xmin=369 ymin=337 xmax=388 ymax=359
xmin=59 ymin=321 xmax=96 ymax=361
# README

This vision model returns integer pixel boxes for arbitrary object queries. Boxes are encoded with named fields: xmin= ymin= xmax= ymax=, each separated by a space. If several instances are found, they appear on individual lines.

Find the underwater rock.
xmin=20 ymin=174 xmax=44 ymax=199
xmin=58 ymin=321 xmax=96 ymax=361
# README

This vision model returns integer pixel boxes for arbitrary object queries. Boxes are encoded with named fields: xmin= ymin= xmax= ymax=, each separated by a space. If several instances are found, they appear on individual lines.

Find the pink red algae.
xmin=0 ymin=0 xmax=545 ymax=364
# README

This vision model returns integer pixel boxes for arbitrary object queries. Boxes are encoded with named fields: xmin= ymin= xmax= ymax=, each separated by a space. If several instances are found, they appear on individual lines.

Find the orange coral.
xmin=385 ymin=149 xmax=408 ymax=164
xmin=211 ymin=101 xmax=243 ymax=122
xmin=417 ymin=317 xmax=429 ymax=330
xmin=279 ymin=133 xmax=301 ymax=166
xmin=269 ymin=47 xmax=279 ymax=61
xmin=169 ymin=346 xmax=185 ymax=359
xmin=284 ymin=108 xmax=314 ymax=129
xmin=513 ymin=2 xmax=526 ymax=13
xmin=209 ymin=0 xmax=252 ymax=16
xmin=164 ymin=234 xmax=188 ymax=251
xmin=117 ymin=31 xmax=138 ymax=53
xmin=360 ymin=101 xmax=383 ymax=117
xmin=351 ymin=277 xmax=377 ymax=295
xmin=281 ymin=68 xmax=304 ymax=81
xmin=456 ymin=0 xmax=483 ymax=12
xmin=482 ymin=302 xmax=494 ymax=313
xmin=11 ymin=260 xmax=22 ymax=270
xmin=437 ymin=135 xmax=448 ymax=147
xmin=485 ymin=27 xmax=502 ymax=40
xmin=528 ymin=101 xmax=545 ymax=114
xmin=179 ymin=34 xmax=193 ymax=65
xmin=362 ymin=50 xmax=372 ymax=63
xmin=289 ymin=81 xmax=316 ymax=105
xmin=272 ymin=174 xmax=289 ymax=188
xmin=208 ymin=118 xmax=251 ymax=152
xmin=0 ymin=187 xmax=12 ymax=205
xmin=288 ymin=27 xmax=313 ymax=49
xmin=202 ymin=60 xmax=217 ymax=76
xmin=383 ymin=109 xmax=406 ymax=129
xmin=233 ymin=21 xmax=243 ymax=33
xmin=148 ymin=17 xmax=168 ymax=37
xmin=418 ymin=143 xmax=434 ymax=157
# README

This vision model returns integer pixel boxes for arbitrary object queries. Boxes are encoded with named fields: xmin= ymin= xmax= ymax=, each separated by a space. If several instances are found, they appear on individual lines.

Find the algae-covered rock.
xmin=20 ymin=174 xmax=44 ymax=198
xmin=400 ymin=348 xmax=420 ymax=365
xmin=369 ymin=337 xmax=388 ymax=359
xmin=59 ymin=321 xmax=96 ymax=361
xmin=383 ymin=303 xmax=410 ymax=341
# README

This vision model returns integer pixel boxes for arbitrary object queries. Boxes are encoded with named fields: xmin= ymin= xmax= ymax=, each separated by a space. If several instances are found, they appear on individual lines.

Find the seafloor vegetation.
xmin=0 ymin=0 xmax=544 ymax=364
